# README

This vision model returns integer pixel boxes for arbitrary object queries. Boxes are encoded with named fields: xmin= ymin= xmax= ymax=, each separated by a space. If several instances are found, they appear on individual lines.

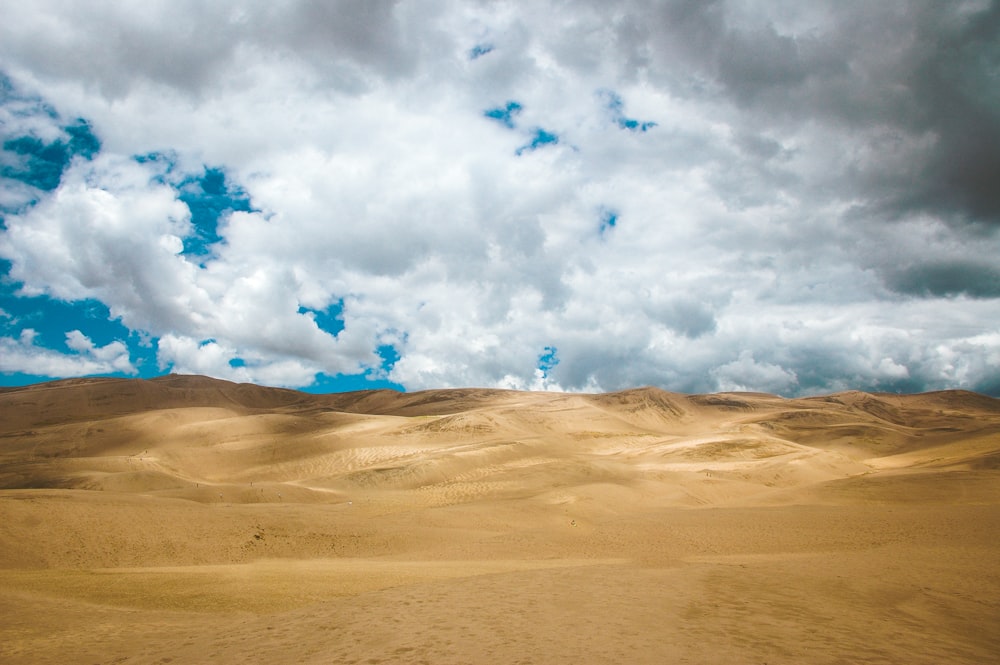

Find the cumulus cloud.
xmin=0 ymin=329 xmax=134 ymax=377
xmin=711 ymin=350 xmax=798 ymax=394
xmin=0 ymin=1 xmax=998 ymax=395
xmin=0 ymin=155 xmax=384 ymax=386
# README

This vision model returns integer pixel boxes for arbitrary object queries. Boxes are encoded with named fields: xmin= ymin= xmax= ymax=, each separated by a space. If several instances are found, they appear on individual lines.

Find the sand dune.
xmin=1 ymin=376 xmax=999 ymax=663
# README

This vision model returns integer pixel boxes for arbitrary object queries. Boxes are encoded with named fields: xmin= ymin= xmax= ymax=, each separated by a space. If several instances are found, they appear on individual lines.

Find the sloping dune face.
xmin=2 ymin=376 xmax=999 ymax=664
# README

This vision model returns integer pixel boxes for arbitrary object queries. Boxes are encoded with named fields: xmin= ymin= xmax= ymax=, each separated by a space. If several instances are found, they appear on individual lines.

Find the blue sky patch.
xmin=177 ymin=167 xmax=254 ymax=258
xmin=302 ymin=343 xmax=404 ymax=394
xmin=469 ymin=43 xmax=494 ymax=60
xmin=484 ymin=101 xmax=523 ymax=129
xmin=537 ymin=346 xmax=559 ymax=378
xmin=133 ymin=155 xmax=257 ymax=261
xmin=298 ymin=301 xmax=346 ymax=337
xmin=304 ymin=370 xmax=404 ymax=394
xmin=618 ymin=118 xmax=657 ymax=132
xmin=1 ymin=73 xmax=102 ymax=220
xmin=482 ymin=102 xmax=561 ymax=156
xmin=135 ymin=152 xmax=257 ymax=246
xmin=1 ymin=118 xmax=101 ymax=193
xmin=2 ymin=135 xmax=70 ymax=191
xmin=64 ymin=119 xmax=101 ymax=159
xmin=516 ymin=128 xmax=559 ymax=156
xmin=0 ymin=290 xmax=158 ymax=386
xmin=0 ymin=293 xmax=127 ymax=353
xmin=376 ymin=342 xmax=401 ymax=370
xmin=134 ymin=150 xmax=179 ymax=181
xmin=599 ymin=208 xmax=618 ymax=235
xmin=598 ymin=90 xmax=657 ymax=133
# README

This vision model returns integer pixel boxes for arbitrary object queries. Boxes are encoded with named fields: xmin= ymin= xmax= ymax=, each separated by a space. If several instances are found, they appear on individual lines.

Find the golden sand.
xmin=1 ymin=376 xmax=998 ymax=663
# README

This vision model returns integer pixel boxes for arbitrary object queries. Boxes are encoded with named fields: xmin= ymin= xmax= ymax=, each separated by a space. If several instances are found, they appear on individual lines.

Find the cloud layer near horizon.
xmin=1 ymin=0 xmax=999 ymax=395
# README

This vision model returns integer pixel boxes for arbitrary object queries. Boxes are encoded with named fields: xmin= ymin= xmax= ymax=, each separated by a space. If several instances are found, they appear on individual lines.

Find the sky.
xmin=0 ymin=0 xmax=998 ymax=397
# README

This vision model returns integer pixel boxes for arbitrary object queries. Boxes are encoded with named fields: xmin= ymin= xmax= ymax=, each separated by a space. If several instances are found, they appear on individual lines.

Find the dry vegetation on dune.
xmin=2 ymin=375 xmax=999 ymax=664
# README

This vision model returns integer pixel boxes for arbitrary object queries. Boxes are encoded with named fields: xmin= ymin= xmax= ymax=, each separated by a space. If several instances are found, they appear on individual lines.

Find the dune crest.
xmin=2 ymin=376 xmax=999 ymax=663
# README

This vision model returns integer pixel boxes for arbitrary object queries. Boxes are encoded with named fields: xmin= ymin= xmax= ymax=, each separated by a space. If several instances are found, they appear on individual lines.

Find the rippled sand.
xmin=2 ymin=376 xmax=999 ymax=663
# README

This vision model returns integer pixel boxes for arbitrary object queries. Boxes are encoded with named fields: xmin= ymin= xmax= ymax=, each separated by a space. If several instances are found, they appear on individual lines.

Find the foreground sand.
xmin=1 ymin=376 xmax=999 ymax=663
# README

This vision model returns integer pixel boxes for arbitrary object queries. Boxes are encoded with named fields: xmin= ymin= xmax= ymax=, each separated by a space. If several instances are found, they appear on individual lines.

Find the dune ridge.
xmin=2 ymin=375 xmax=999 ymax=664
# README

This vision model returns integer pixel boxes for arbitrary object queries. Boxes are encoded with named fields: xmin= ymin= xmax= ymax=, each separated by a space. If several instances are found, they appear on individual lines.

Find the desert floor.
xmin=1 ymin=375 xmax=999 ymax=664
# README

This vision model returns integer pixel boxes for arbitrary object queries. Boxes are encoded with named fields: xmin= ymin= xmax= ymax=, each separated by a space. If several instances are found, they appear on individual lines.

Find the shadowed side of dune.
xmin=2 ymin=376 xmax=998 ymax=510
xmin=2 ymin=377 xmax=1000 ymax=664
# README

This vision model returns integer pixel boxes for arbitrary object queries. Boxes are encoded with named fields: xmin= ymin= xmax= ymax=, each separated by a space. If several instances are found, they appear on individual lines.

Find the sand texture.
xmin=1 ymin=375 xmax=999 ymax=663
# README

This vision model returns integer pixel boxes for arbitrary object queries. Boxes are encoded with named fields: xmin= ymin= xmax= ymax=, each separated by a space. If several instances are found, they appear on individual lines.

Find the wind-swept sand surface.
xmin=2 ymin=376 xmax=999 ymax=663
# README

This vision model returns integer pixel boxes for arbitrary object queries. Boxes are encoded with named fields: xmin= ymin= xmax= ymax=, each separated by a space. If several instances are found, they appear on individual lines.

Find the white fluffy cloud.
xmin=0 ymin=155 xmax=383 ymax=384
xmin=1 ymin=1 xmax=998 ymax=394
xmin=0 ymin=329 xmax=134 ymax=377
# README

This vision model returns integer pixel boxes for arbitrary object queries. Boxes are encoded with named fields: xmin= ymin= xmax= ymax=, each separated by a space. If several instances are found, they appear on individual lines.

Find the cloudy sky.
xmin=1 ymin=0 xmax=998 ymax=396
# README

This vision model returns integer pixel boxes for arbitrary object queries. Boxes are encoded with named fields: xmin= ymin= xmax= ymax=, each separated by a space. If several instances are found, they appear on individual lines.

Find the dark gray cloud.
xmin=261 ymin=0 xmax=429 ymax=86
xmin=885 ymin=261 xmax=1000 ymax=299
xmin=645 ymin=297 xmax=718 ymax=339
xmin=0 ymin=0 xmax=435 ymax=97
xmin=0 ymin=3 xmax=243 ymax=97
xmin=606 ymin=0 xmax=1000 ymax=310
xmin=607 ymin=1 xmax=1000 ymax=229
xmin=895 ymin=2 xmax=1000 ymax=224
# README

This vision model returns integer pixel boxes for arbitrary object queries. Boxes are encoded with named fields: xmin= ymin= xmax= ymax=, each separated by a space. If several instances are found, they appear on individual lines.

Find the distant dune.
xmin=2 ymin=376 xmax=999 ymax=664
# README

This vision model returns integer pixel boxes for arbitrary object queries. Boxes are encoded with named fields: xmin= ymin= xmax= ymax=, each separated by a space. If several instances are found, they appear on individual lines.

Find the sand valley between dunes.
xmin=1 ymin=375 xmax=999 ymax=664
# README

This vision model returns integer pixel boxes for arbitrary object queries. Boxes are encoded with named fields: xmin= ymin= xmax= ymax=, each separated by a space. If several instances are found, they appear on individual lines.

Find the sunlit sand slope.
xmin=1 ymin=376 xmax=999 ymax=664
